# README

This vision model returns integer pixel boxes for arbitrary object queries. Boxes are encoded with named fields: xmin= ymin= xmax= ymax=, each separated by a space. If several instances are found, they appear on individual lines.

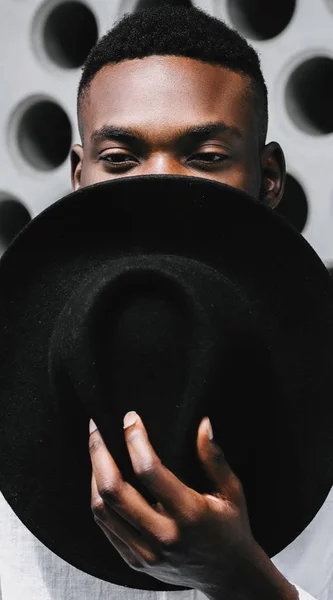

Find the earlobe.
xmin=71 ymin=144 xmax=84 ymax=192
xmin=260 ymin=142 xmax=286 ymax=209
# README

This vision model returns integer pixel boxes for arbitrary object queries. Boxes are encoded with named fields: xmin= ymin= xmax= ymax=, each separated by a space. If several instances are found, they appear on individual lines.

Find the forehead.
xmin=82 ymin=56 xmax=256 ymax=140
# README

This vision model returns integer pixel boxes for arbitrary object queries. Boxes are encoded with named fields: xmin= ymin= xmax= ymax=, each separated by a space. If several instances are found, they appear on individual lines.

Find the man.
xmin=0 ymin=5 xmax=331 ymax=600
xmin=71 ymin=6 xmax=283 ymax=206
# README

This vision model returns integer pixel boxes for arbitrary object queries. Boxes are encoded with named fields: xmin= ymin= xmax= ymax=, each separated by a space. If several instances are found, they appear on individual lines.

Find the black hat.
xmin=0 ymin=175 xmax=333 ymax=592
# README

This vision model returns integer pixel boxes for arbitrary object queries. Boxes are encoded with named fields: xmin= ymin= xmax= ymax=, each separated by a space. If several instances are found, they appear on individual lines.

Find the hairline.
xmin=77 ymin=59 xmax=267 ymax=147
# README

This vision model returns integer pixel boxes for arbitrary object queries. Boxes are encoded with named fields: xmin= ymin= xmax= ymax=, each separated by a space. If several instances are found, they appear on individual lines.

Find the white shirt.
xmin=1 ymin=488 xmax=332 ymax=600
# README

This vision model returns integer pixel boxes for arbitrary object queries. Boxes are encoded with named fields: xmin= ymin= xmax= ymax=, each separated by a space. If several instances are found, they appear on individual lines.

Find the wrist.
xmin=201 ymin=541 xmax=299 ymax=600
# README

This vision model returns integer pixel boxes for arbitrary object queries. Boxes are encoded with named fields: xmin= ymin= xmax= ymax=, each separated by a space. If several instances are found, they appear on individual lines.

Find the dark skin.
xmin=72 ymin=56 xmax=297 ymax=599
xmin=72 ymin=56 xmax=284 ymax=205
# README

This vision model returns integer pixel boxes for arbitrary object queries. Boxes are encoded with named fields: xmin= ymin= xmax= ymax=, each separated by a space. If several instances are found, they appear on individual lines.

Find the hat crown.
xmin=49 ymin=254 xmax=260 ymax=497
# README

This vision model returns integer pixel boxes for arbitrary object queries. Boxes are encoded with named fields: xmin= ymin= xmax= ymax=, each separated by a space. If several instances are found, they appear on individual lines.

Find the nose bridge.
xmin=141 ymin=151 xmax=188 ymax=176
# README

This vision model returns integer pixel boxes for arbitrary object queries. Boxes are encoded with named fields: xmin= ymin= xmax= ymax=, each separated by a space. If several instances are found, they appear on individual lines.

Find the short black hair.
xmin=77 ymin=4 xmax=268 ymax=145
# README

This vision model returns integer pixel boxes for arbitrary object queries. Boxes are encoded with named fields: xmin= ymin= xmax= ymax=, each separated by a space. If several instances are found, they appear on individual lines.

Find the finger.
xmin=153 ymin=502 xmax=169 ymax=517
xmin=92 ymin=474 xmax=136 ymax=565
xmin=91 ymin=471 xmax=156 ymax=568
xmin=123 ymin=412 xmax=201 ymax=520
xmin=196 ymin=417 xmax=242 ymax=502
xmin=96 ymin=518 xmax=140 ymax=569
xmin=89 ymin=421 xmax=172 ymax=540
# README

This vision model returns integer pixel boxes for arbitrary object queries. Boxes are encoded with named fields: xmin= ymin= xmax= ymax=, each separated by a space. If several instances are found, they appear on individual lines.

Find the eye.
xmin=99 ymin=153 xmax=137 ymax=167
xmin=189 ymin=152 xmax=229 ymax=164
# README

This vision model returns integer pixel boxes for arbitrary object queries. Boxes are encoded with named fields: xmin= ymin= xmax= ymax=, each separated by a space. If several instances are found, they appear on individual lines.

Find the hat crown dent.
xmin=48 ymin=253 xmax=261 ymax=498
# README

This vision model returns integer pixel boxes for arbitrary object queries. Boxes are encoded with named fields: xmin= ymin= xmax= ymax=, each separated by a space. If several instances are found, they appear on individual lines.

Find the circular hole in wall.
xmin=325 ymin=0 xmax=333 ymax=14
xmin=227 ymin=0 xmax=296 ymax=41
xmin=15 ymin=98 xmax=72 ymax=171
xmin=42 ymin=1 xmax=98 ymax=68
xmin=285 ymin=57 xmax=333 ymax=135
xmin=0 ymin=194 xmax=31 ymax=254
xmin=134 ymin=0 xmax=193 ymax=9
xmin=275 ymin=174 xmax=308 ymax=233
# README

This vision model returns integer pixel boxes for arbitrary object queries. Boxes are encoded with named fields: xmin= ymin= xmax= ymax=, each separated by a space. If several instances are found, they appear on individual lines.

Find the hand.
xmin=89 ymin=412 xmax=299 ymax=600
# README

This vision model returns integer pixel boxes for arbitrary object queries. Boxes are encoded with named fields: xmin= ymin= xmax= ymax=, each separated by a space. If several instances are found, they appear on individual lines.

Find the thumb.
xmin=196 ymin=417 xmax=239 ymax=500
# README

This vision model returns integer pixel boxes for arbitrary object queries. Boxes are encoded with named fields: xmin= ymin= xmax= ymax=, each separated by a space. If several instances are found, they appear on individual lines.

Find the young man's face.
xmin=72 ymin=56 xmax=285 ymax=207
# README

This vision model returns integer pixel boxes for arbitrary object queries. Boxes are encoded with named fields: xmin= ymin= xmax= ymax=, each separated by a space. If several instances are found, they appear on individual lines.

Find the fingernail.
xmin=89 ymin=419 xmax=98 ymax=434
xmin=206 ymin=417 xmax=214 ymax=440
xmin=123 ymin=411 xmax=138 ymax=429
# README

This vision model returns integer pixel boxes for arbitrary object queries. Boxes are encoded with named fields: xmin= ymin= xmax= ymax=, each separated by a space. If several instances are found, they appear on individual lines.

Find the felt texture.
xmin=0 ymin=174 xmax=332 ymax=591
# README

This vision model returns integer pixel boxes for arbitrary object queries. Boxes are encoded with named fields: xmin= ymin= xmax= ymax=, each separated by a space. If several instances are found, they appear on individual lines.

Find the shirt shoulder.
xmin=0 ymin=492 xmax=203 ymax=599
xmin=0 ymin=491 xmax=331 ymax=600
xmin=272 ymin=486 xmax=333 ymax=600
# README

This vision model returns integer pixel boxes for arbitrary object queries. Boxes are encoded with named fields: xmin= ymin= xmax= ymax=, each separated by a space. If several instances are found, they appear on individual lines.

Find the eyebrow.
xmin=90 ymin=121 xmax=243 ymax=146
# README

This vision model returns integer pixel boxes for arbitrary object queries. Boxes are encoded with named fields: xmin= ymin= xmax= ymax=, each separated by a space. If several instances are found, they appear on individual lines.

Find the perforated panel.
xmin=1 ymin=0 xmax=332 ymax=266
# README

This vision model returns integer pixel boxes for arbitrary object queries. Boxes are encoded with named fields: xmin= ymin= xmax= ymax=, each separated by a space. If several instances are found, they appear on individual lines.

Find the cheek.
xmin=218 ymin=165 xmax=261 ymax=198
xmin=81 ymin=160 xmax=115 ymax=186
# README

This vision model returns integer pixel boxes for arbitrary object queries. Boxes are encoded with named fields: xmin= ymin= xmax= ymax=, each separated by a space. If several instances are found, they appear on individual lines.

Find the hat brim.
xmin=0 ymin=175 xmax=333 ymax=591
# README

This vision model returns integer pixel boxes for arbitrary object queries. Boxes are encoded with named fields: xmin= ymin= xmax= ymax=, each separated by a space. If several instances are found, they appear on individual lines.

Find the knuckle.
xmin=91 ymin=498 xmax=107 ymax=521
xmin=126 ymin=428 xmax=143 ymax=444
xmin=98 ymin=478 xmax=123 ymax=504
xmin=135 ymin=458 xmax=161 ymax=483
xmin=89 ymin=436 xmax=103 ymax=455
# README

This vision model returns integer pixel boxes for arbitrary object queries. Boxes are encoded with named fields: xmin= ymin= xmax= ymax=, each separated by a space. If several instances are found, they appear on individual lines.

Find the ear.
xmin=260 ymin=142 xmax=286 ymax=209
xmin=71 ymin=144 xmax=84 ymax=192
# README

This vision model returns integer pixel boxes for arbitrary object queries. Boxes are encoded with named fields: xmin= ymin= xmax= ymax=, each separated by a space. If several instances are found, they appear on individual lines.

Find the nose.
xmin=139 ymin=154 xmax=189 ymax=176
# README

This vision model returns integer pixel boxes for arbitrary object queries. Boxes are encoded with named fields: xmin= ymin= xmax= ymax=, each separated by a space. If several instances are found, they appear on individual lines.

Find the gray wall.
xmin=1 ymin=0 xmax=333 ymax=266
